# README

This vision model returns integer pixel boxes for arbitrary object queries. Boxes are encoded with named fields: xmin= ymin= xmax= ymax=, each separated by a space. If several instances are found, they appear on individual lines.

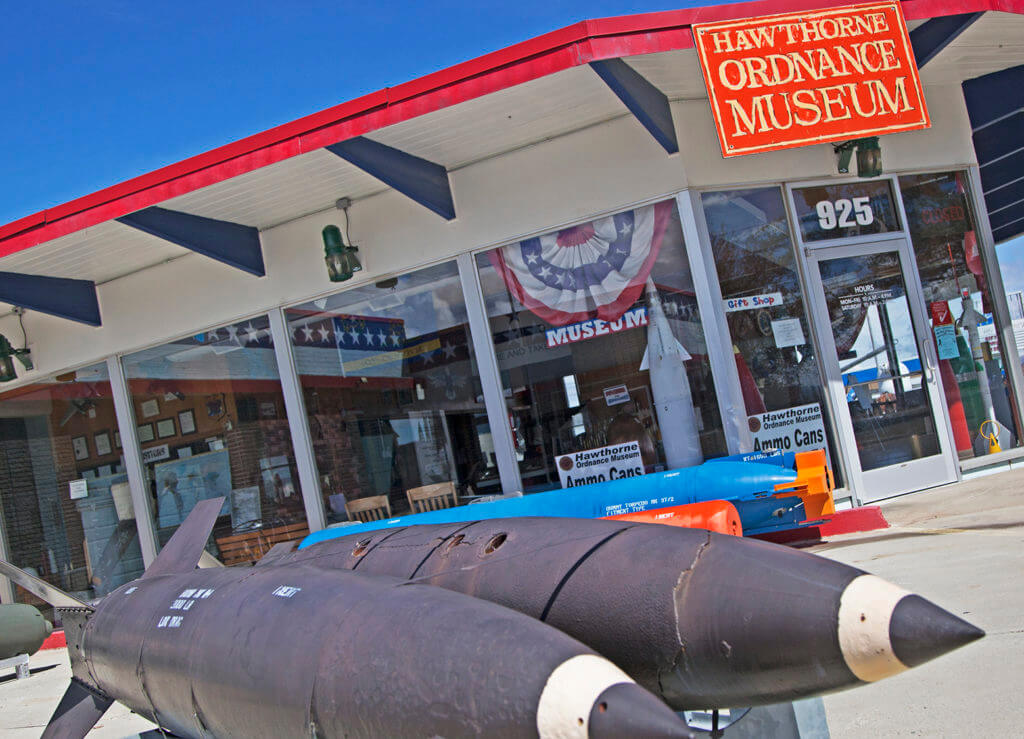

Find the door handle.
xmin=919 ymin=341 xmax=935 ymax=385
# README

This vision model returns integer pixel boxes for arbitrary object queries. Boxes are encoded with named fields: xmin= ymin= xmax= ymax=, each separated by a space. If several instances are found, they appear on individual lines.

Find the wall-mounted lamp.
xmin=0 ymin=333 xmax=33 ymax=382
xmin=834 ymin=136 xmax=882 ymax=178
xmin=323 ymin=197 xmax=362 ymax=283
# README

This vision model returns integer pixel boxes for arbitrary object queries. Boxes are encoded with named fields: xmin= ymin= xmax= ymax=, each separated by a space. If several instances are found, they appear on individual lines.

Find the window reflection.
xmin=122 ymin=317 xmax=307 ymax=564
xmin=0 ymin=363 xmax=141 ymax=620
xmin=477 ymin=198 xmax=726 ymax=493
xmin=817 ymin=252 xmax=941 ymax=470
xmin=900 ymin=171 xmax=1020 ymax=458
xmin=286 ymin=261 xmax=494 ymax=523
xmin=703 ymin=188 xmax=838 ymax=472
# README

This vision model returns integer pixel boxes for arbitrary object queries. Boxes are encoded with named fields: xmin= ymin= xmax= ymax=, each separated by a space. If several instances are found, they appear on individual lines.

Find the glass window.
xmin=286 ymin=261 xmax=495 ymax=523
xmin=816 ymin=250 xmax=942 ymax=470
xmin=792 ymin=180 xmax=900 ymax=242
xmin=702 ymin=187 xmax=840 ymax=473
xmin=0 ymin=363 xmax=143 ymax=619
xmin=122 ymin=316 xmax=308 ymax=564
xmin=900 ymin=171 xmax=1021 ymax=458
xmin=476 ymin=198 xmax=727 ymax=493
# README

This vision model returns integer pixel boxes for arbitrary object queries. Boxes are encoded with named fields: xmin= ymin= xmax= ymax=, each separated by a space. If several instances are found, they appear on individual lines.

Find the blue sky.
xmin=0 ymin=1 xmax=707 ymax=225
xmin=2 ymin=1 xmax=1021 ymax=285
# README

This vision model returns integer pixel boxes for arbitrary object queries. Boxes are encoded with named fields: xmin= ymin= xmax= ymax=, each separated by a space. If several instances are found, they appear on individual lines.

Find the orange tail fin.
xmin=772 ymin=449 xmax=835 ymax=521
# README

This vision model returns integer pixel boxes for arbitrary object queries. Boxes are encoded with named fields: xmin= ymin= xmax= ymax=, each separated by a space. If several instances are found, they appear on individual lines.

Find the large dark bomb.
xmin=287 ymin=517 xmax=984 ymax=709
xmin=67 ymin=564 xmax=688 ymax=738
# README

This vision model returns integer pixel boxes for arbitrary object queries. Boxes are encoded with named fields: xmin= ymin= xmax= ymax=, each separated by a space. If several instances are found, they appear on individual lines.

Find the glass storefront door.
xmin=804 ymin=239 xmax=958 ymax=500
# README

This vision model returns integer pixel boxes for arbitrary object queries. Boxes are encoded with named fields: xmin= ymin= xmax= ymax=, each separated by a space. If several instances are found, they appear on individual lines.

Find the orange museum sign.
xmin=692 ymin=1 xmax=930 ymax=157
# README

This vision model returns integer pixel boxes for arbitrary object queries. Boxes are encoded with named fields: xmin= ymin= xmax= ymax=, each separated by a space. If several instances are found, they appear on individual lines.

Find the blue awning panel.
xmin=0 ymin=272 xmax=101 ymax=326
xmin=963 ymin=65 xmax=1024 ymax=244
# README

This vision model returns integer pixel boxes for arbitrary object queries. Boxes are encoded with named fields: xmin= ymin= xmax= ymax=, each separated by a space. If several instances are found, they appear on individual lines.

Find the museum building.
xmin=2 ymin=0 xmax=1024 ymax=611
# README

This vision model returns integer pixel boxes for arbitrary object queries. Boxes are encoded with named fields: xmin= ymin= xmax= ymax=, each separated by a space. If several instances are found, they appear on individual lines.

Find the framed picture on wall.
xmin=114 ymin=431 xmax=122 ymax=449
xmin=72 ymin=436 xmax=89 ymax=461
xmin=141 ymin=398 xmax=160 ymax=418
xmin=137 ymin=424 xmax=155 ymax=443
xmin=178 ymin=409 xmax=196 ymax=435
xmin=156 ymin=418 xmax=177 ymax=439
xmin=94 ymin=431 xmax=112 ymax=456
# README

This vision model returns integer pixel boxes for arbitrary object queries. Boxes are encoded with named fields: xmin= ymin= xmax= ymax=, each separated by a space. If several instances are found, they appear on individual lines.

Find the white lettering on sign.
xmin=816 ymin=197 xmax=874 ymax=230
xmin=555 ymin=441 xmax=645 ymax=489
xmin=748 ymin=403 xmax=827 ymax=452
xmin=546 ymin=308 xmax=648 ymax=348
xmin=839 ymin=286 xmax=895 ymax=311
xmin=723 ymin=292 xmax=784 ymax=312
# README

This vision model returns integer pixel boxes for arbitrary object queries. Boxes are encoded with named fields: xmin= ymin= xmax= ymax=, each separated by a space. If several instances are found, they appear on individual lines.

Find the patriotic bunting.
xmin=489 ymin=201 xmax=672 ymax=326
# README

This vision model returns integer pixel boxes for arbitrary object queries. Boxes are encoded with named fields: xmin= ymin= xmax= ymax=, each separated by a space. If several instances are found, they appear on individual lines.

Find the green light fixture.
xmin=323 ymin=197 xmax=362 ymax=283
xmin=0 ymin=333 xmax=33 ymax=383
xmin=835 ymin=137 xmax=883 ymax=178
xmin=855 ymin=137 xmax=882 ymax=178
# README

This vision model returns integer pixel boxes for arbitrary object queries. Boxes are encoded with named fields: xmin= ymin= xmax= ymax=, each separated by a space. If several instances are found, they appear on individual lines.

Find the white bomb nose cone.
xmin=838 ymin=575 xmax=985 ymax=682
xmin=536 ymin=655 xmax=694 ymax=738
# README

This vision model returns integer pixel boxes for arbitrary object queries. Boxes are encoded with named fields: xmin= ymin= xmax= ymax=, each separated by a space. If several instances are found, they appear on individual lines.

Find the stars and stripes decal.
xmin=489 ymin=201 xmax=672 ymax=326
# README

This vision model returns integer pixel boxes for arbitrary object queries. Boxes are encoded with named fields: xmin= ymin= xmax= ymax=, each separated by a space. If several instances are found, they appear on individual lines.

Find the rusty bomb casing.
xmin=287 ymin=517 xmax=984 ymax=710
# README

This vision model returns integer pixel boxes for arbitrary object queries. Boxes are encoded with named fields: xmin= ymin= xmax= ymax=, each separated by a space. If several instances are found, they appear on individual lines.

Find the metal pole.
xmin=268 ymin=307 xmax=327 ymax=532
xmin=0 ymin=491 xmax=14 ymax=603
xmin=458 ymin=252 xmax=523 ymax=494
xmin=107 ymin=355 xmax=160 ymax=565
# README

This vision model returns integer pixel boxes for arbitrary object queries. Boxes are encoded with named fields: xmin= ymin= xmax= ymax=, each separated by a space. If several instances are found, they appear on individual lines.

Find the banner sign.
xmin=692 ymin=1 xmax=929 ymax=157
xmin=747 ymin=403 xmax=826 ymax=452
xmin=556 ymin=441 xmax=644 ymax=488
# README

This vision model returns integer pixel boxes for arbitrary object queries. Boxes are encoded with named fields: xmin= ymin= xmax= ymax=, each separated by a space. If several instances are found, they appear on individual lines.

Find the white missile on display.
xmin=643 ymin=278 xmax=704 ymax=468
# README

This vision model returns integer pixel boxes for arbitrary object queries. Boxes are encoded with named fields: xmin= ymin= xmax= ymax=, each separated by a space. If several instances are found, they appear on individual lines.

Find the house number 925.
xmin=816 ymin=197 xmax=874 ymax=230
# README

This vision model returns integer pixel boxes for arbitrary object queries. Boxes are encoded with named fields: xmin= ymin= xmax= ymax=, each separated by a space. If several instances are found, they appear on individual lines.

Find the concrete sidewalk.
xmin=0 ymin=471 xmax=1019 ymax=737
xmin=817 ymin=471 xmax=1024 ymax=738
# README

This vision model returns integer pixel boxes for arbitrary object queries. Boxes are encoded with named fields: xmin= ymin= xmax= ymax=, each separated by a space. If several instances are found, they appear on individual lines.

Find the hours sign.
xmin=692 ymin=1 xmax=929 ymax=157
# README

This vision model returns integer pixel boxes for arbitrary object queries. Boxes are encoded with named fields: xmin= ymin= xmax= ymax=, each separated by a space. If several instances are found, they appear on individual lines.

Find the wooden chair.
xmin=345 ymin=495 xmax=392 ymax=522
xmin=406 ymin=482 xmax=459 ymax=513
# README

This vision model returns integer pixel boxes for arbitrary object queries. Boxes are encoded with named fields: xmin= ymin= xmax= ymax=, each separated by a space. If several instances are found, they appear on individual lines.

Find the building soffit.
xmin=0 ymin=0 xmax=1021 ymax=314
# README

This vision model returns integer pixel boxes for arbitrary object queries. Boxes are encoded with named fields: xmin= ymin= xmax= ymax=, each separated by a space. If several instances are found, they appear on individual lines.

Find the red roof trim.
xmin=1 ymin=0 xmax=1020 ymax=258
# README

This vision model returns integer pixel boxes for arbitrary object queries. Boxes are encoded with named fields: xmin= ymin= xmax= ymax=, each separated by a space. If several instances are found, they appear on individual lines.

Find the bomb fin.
xmin=40 ymin=678 xmax=114 ymax=739
xmin=255 ymin=540 xmax=298 ymax=567
xmin=772 ymin=449 xmax=836 ymax=522
xmin=143 ymin=497 xmax=225 ymax=578
xmin=0 ymin=558 xmax=91 ymax=610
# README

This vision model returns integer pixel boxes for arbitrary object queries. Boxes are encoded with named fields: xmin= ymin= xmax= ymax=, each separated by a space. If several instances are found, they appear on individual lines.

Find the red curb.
xmin=40 ymin=630 xmax=67 ymax=651
xmin=753 ymin=505 xmax=889 ymax=545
